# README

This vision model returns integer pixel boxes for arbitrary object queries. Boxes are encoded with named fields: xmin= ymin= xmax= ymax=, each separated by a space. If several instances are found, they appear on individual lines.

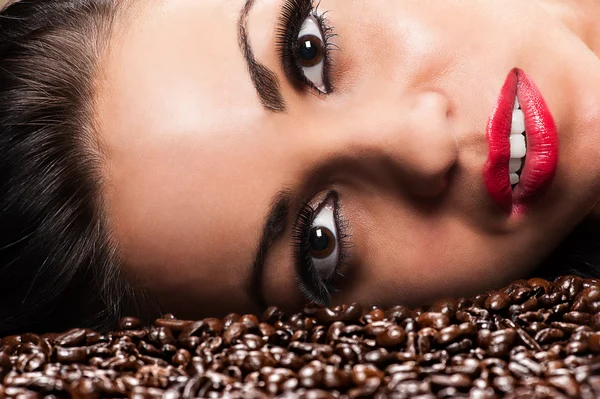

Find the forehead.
xmin=94 ymin=0 xmax=276 ymax=309
xmin=104 ymin=0 xmax=255 ymax=121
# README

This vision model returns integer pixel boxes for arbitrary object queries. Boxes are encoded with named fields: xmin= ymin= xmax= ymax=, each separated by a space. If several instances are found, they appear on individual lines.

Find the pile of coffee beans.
xmin=1 ymin=276 xmax=600 ymax=398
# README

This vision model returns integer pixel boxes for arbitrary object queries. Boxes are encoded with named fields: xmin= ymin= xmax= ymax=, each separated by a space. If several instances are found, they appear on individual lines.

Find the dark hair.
xmin=535 ymin=218 xmax=600 ymax=281
xmin=0 ymin=0 xmax=154 ymax=335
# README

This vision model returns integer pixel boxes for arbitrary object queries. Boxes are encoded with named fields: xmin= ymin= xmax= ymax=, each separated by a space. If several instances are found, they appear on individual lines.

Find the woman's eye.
xmin=296 ymin=16 xmax=327 ymax=93
xmin=308 ymin=201 xmax=338 ymax=280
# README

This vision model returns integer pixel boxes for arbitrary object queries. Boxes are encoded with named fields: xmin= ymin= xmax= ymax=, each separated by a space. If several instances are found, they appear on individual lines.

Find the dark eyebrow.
xmin=238 ymin=0 xmax=287 ymax=113
xmin=248 ymin=189 xmax=293 ymax=310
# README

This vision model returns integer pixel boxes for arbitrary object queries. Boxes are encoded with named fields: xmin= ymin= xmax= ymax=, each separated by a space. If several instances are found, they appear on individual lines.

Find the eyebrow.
xmin=238 ymin=0 xmax=287 ymax=113
xmin=248 ymin=189 xmax=293 ymax=310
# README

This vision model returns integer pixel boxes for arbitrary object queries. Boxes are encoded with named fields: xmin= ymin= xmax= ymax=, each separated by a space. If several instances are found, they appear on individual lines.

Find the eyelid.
xmin=275 ymin=0 xmax=336 ymax=95
xmin=291 ymin=190 xmax=349 ymax=305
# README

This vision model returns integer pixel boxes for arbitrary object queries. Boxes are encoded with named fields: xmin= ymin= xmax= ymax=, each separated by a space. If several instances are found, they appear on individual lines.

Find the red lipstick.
xmin=483 ymin=68 xmax=559 ymax=216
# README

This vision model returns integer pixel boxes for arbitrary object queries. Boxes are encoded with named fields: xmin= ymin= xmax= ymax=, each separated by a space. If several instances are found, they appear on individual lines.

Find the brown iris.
xmin=297 ymin=34 xmax=325 ymax=67
xmin=309 ymin=226 xmax=335 ymax=259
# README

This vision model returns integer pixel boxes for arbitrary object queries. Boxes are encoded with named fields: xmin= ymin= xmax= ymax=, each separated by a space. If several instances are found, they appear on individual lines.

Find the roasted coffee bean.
xmin=375 ymin=325 xmax=406 ymax=347
xmin=485 ymin=292 xmax=511 ymax=311
xmin=222 ymin=313 xmax=241 ymax=330
xmin=362 ymin=309 xmax=385 ymax=324
xmin=263 ymin=306 xmax=285 ymax=324
xmin=527 ymin=277 xmax=551 ymax=292
xmin=535 ymin=328 xmax=565 ymax=344
xmin=554 ymin=275 xmax=584 ymax=301
xmin=352 ymin=364 xmax=384 ymax=385
xmin=564 ymin=311 xmax=591 ymax=325
xmin=118 ymin=317 xmax=142 ymax=330
xmin=307 ymin=303 xmax=363 ymax=324
xmin=363 ymin=348 xmax=392 ymax=367
xmin=548 ymin=373 xmax=579 ymax=397
xmin=322 ymin=366 xmax=351 ymax=389
xmin=447 ymin=357 xmax=479 ymax=375
xmin=0 ymin=351 xmax=11 ymax=368
xmin=430 ymin=373 xmax=472 ymax=388
xmin=240 ymin=314 xmax=260 ymax=328
xmin=299 ymin=362 xmax=324 ymax=388
xmin=437 ymin=325 xmax=462 ymax=345
xmin=55 ymin=346 xmax=87 ymax=363
xmin=223 ymin=322 xmax=247 ymax=345
xmin=384 ymin=305 xmax=414 ymax=323
xmin=299 ymin=389 xmax=338 ymax=399
xmin=171 ymin=349 xmax=192 ymax=367
xmin=326 ymin=322 xmax=344 ymax=343
xmin=15 ymin=352 xmax=45 ymax=373
xmin=148 ymin=327 xmax=175 ymax=346
xmin=446 ymin=338 xmax=473 ymax=355
xmin=417 ymin=312 xmax=450 ymax=330
xmin=287 ymin=314 xmax=306 ymax=331
xmin=0 ymin=275 xmax=598 ymax=397
xmin=54 ymin=329 xmax=87 ymax=347
xmin=138 ymin=340 xmax=161 ymax=357
xmin=429 ymin=299 xmax=457 ymax=319
xmin=154 ymin=318 xmax=191 ymax=333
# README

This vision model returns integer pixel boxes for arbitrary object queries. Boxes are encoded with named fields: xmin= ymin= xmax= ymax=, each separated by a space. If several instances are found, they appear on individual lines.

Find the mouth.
xmin=483 ymin=68 xmax=559 ymax=216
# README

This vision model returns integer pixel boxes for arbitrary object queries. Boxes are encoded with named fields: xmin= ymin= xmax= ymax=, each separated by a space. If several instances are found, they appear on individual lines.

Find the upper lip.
xmin=483 ymin=68 xmax=559 ymax=216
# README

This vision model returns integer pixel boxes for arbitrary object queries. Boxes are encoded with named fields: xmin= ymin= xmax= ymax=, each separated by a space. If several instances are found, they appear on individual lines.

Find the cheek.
xmin=342 ymin=191 xmax=543 ymax=306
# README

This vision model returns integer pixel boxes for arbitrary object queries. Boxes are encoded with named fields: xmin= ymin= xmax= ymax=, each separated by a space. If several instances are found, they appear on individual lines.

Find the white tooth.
xmin=510 ymin=173 xmax=520 ymax=185
xmin=510 ymin=134 xmax=526 ymax=158
xmin=511 ymin=109 xmax=525 ymax=134
xmin=513 ymin=96 xmax=520 ymax=110
xmin=509 ymin=158 xmax=522 ymax=173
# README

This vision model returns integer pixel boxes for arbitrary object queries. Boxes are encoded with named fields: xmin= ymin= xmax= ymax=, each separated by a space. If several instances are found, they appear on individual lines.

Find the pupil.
xmin=299 ymin=39 xmax=318 ymax=61
xmin=309 ymin=227 xmax=329 ymax=252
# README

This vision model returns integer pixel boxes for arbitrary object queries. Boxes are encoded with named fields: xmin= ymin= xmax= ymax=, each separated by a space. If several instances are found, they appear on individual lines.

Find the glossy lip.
xmin=483 ymin=68 xmax=559 ymax=216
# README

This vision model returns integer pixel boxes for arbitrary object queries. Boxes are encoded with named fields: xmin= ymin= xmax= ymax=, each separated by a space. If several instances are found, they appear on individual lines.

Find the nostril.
xmin=415 ymin=128 xmax=459 ymax=177
xmin=398 ymin=122 xmax=458 ymax=200
xmin=404 ymin=162 xmax=455 ymax=201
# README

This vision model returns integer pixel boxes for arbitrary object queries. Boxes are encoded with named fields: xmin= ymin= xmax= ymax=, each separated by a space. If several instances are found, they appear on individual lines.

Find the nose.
xmin=396 ymin=91 xmax=458 ymax=198
xmin=315 ymin=90 xmax=458 ymax=199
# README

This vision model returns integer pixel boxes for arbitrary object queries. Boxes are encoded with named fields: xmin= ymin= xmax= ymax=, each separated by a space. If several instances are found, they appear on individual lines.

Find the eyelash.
xmin=275 ymin=0 xmax=337 ymax=94
xmin=291 ymin=191 xmax=351 ymax=306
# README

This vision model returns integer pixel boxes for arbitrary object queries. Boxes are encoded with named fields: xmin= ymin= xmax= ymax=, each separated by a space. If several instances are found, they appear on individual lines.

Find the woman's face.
xmin=97 ymin=0 xmax=600 ymax=317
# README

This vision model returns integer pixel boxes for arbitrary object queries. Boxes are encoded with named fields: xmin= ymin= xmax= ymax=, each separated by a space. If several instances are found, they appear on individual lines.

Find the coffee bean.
xmin=308 ymin=303 xmax=363 ymax=324
xmin=118 ymin=317 xmax=142 ymax=331
xmin=1 ymin=275 xmax=598 ymax=397
xmin=554 ymin=275 xmax=583 ymax=301
xmin=171 ymin=349 xmax=191 ymax=367
xmin=430 ymin=373 xmax=472 ymax=388
xmin=16 ymin=352 xmax=45 ymax=372
xmin=299 ymin=362 xmax=324 ymax=388
xmin=437 ymin=325 xmax=462 ymax=345
xmin=362 ymin=309 xmax=385 ymax=324
xmin=417 ymin=313 xmax=450 ymax=330
xmin=299 ymin=389 xmax=338 ymax=399
xmin=240 ymin=314 xmax=260 ymax=329
xmin=375 ymin=325 xmax=406 ymax=347
xmin=148 ymin=327 xmax=175 ymax=347
xmin=53 ymin=329 xmax=87 ymax=348
xmin=548 ymin=373 xmax=579 ymax=397
xmin=154 ymin=318 xmax=191 ymax=333
xmin=326 ymin=322 xmax=344 ymax=343
xmin=485 ymin=292 xmax=511 ymax=311
xmin=263 ymin=306 xmax=285 ymax=324
xmin=535 ymin=328 xmax=565 ymax=345
xmin=55 ymin=346 xmax=87 ymax=363
xmin=352 ymin=364 xmax=384 ymax=385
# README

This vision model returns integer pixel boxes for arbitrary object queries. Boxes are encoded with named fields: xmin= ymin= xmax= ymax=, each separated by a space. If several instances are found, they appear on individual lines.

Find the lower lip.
xmin=483 ymin=68 xmax=559 ymax=216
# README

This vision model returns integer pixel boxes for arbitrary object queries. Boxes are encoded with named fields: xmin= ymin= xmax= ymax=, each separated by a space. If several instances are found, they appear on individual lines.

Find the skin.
xmin=96 ymin=0 xmax=600 ymax=318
